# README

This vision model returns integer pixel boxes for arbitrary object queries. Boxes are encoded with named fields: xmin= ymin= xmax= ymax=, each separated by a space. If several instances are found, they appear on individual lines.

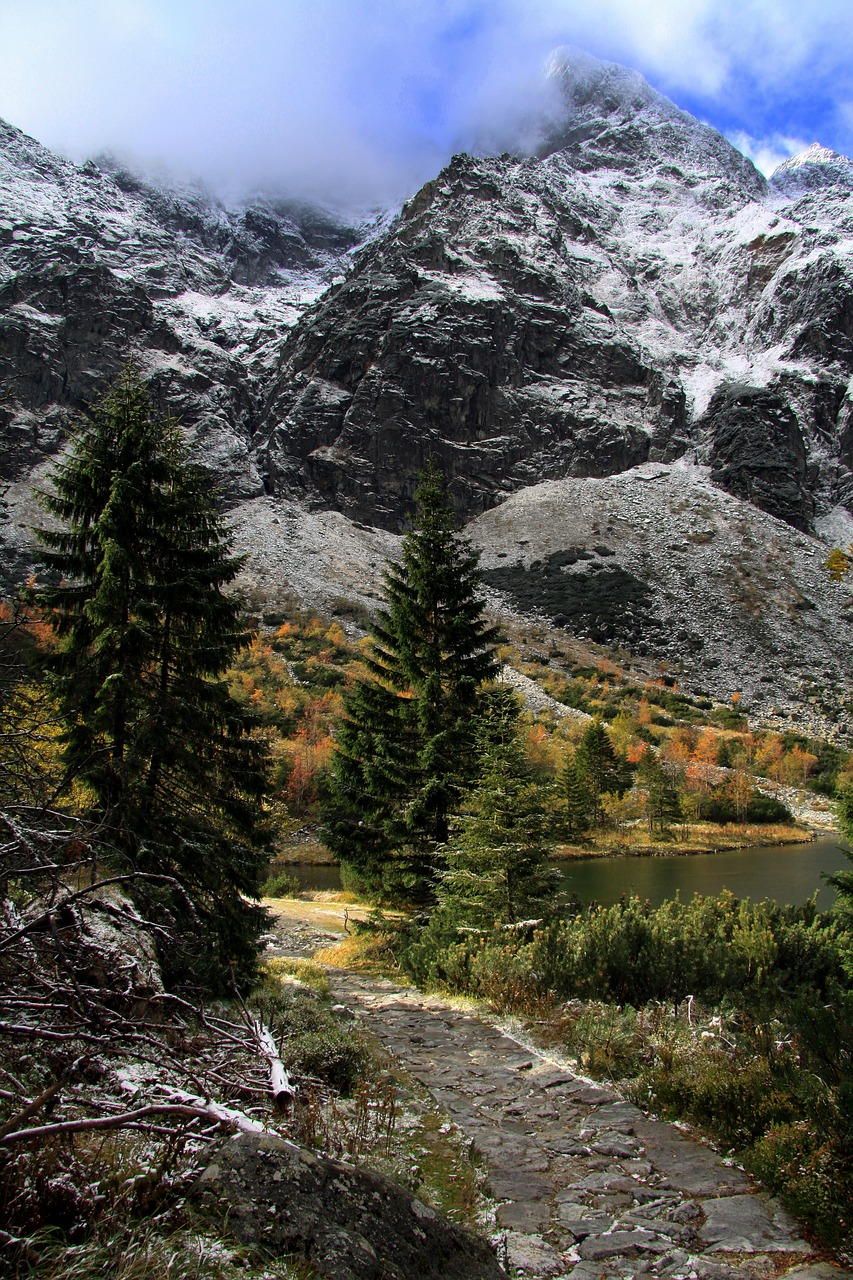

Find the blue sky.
xmin=1 ymin=0 xmax=851 ymax=206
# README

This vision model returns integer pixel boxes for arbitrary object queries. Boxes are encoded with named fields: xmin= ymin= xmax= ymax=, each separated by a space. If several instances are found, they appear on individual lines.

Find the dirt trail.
xmin=267 ymin=904 xmax=851 ymax=1280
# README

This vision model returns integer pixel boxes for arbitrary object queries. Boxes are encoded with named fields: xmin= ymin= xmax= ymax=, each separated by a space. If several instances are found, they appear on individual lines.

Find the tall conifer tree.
xmin=321 ymin=460 xmax=500 ymax=903
xmin=560 ymin=756 xmax=592 ymax=835
xmin=437 ymin=690 xmax=560 ymax=926
xmin=36 ymin=365 xmax=269 ymax=990
xmin=573 ymin=717 xmax=624 ymax=827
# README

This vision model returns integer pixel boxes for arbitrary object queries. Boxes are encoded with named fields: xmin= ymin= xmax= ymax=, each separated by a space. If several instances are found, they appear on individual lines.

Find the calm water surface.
xmin=289 ymin=837 xmax=850 ymax=909
xmin=556 ymin=837 xmax=849 ymax=910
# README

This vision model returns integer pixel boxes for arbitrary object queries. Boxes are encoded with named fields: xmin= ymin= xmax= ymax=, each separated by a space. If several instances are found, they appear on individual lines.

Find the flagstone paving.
xmin=324 ymin=969 xmax=851 ymax=1280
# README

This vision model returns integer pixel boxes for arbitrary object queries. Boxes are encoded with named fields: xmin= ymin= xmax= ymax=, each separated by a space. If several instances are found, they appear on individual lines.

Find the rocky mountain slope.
xmin=214 ymin=462 xmax=853 ymax=735
xmin=0 ymin=116 xmax=369 ymax=500
xmin=258 ymin=51 xmax=853 ymax=534
xmin=4 ymin=48 xmax=853 ymax=731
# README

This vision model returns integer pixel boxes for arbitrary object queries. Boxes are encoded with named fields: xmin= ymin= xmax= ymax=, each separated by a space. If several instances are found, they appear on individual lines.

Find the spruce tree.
xmin=437 ymin=690 xmax=560 ymax=926
xmin=573 ymin=717 xmax=624 ymax=826
xmin=637 ymin=753 xmax=682 ymax=837
xmin=560 ymin=755 xmax=592 ymax=836
xmin=321 ymin=460 xmax=500 ymax=903
xmin=36 ymin=365 xmax=269 ymax=991
xmin=826 ymin=787 xmax=853 ymax=945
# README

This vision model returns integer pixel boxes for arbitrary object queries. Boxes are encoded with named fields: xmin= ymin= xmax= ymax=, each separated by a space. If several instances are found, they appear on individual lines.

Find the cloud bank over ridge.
xmin=0 ymin=0 xmax=851 ymax=206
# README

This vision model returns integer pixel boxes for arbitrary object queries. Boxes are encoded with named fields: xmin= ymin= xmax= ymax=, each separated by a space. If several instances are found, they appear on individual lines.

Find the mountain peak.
xmin=544 ymin=46 xmax=667 ymax=118
xmin=770 ymin=141 xmax=853 ymax=192
xmin=537 ymin=47 xmax=765 ymax=196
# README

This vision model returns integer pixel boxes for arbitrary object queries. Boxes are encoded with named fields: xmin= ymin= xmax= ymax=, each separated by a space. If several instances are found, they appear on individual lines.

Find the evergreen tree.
xmin=573 ymin=717 xmax=624 ymax=826
xmin=637 ymin=753 xmax=682 ymax=837
xmin=828 ymin=786 xmax=853 ymax=941
xmin=36 ymin=365 xmax=269 ymax=991
xmin=321 ymin=460 xmax=500 ymax=903
xmin=560 ymin=755 xmax=592 ymax=836
xmin=436 ymin=690 xmax=560 ymax=926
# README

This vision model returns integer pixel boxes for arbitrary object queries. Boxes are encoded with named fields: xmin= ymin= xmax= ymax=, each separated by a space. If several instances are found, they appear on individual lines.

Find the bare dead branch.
xmin=0 ymin=1102 xmax=256 ymax=1145
xmin=0 ymin=1078 xmax=64 ymax=1142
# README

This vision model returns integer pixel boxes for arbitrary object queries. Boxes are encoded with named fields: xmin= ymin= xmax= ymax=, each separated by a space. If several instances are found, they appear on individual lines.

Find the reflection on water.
xmin=287 ymin=863 xmax=346 ymax=895
xmin=286 ymin=837 xmax=851 ymax=910
xmin=557 ymin=838 xmax=850 ymax=910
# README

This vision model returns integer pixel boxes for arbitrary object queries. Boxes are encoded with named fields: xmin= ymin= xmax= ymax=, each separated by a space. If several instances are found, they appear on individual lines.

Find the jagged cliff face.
xmin=5 ymin=54 xmax=853 ymax=536
xmin=0 ymin=117 xmax=364 ymax=501
xmin=257 ymin=52 xmax=853 ymax=534
xmin=4 ymin=50 xmax=853 ymax=727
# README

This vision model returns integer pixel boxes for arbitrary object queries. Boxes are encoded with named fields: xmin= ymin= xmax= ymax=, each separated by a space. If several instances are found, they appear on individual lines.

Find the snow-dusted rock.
xmin=5 ymin=49 xmax=853 ymax=729
xmin=0 ymin=116 xmax=365 ymax=499
xmin=256 ymin=50 xmax=853 ymax=539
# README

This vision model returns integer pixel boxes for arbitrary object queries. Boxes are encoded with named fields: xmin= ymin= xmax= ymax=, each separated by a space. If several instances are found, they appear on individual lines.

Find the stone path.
xmin=325 ymin=969 xmax=850 ymax=1280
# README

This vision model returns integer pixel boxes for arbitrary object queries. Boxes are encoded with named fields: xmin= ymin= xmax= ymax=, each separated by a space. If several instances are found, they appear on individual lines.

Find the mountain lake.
xmin=288 ymin=836 xmax=851 ymax=909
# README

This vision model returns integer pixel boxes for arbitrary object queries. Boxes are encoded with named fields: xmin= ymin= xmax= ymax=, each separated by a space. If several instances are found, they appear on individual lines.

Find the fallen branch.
xmin=154 ymin=1086 xmax=272 ymax=1135
xmin=254 ymin=1020 xmax=296 ymax=1112
xmin=0 ymin=1101 xmax=265 ymax=1146
xmin=0 ymin=1077 xmax=64 ymax=1142
xmin=0 ymin=871 xmax=195 ymax=954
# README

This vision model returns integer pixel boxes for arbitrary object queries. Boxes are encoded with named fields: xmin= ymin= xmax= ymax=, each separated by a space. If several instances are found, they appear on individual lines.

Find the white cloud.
xmin=728 ymin=130 xmax=812 ymax=177
xmin=0 ymin=1 xmax=851 ymax=205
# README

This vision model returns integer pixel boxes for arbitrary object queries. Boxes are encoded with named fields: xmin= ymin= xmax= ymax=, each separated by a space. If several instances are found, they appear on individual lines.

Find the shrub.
xmin=247 ymin=984 xmax=372 ymax=1095
xmin=633 ymin=1042 xmax=798 ymax=1146
xmin=261 ymin=870 xmax=300 ymax=898
xmin=283 ymin=1029 xmax=372 ymax=1095
xmin=749 ymin=1124 xmax=852 ymax=1252
xmin=697 ymin=786 xmax=792 ymax=824
xmin=745 ymin=793 xmax=793 ymax=823
xmin=249 ymin=987 xmax=332 ymax=1038
xmin=399 ymin=892 xmax=847 ymax=1012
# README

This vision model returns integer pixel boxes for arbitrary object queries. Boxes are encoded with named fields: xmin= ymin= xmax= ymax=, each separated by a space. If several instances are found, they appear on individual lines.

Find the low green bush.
xmin=249 ymin=985 xmax=372 ymax=1096
xmin=401 ymin=892 xmax=845 ymax=1011
xmin=395 ymin=891 xmax=853 ymax=1260
xmin=697 ymin=786 xmax=792 ymax=824
xmin=632 ymin=1040 xmax=798 ymax=1146
xmin=283 ymin=1029 xmax=372 ymax=1095
xmin=260 ymin=869 xmax=300 ymax=898
xmin=748 ymin=1123 xmax=851 ymax=1250
xmin=249 ymin=987 xmax=332 ymax=1038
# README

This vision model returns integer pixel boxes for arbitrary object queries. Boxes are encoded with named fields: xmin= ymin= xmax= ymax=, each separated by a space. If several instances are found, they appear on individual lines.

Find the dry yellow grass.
xmin=313 ymin=933 xmax=398 ymax=972
xmin=553 ymin=821 xmax=810 ymax=859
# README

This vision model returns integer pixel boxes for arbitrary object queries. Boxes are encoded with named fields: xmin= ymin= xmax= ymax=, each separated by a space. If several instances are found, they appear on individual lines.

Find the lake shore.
xmin=273 ymin=822 xmax=827 ymax=869
xmin=552 ymin=821 xmax=817 ymax=860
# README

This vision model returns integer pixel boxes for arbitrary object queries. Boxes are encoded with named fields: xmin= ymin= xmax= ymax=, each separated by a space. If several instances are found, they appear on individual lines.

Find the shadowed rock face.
xmin=0 ymin=117 xmax=363 ymax=496
xmin=483 ymin=550 xmax=663 ymax=649
xmin=252 ymin=55 xmax=853 ymax=533
xmin=703 ymin=385 xmax=814 ymax=530
xmin=255 ymin=141 xmax=699 ymax=528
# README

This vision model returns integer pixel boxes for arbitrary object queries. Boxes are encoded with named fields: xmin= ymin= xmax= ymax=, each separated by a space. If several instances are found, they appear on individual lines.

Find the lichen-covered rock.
xmin=192 ymin=1132 xmax=507 ymax=1280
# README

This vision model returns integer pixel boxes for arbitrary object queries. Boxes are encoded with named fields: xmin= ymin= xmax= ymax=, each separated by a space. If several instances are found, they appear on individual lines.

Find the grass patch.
xmin=264 ymin=956 xmax=330 ymax=995
xmin=314 ymin=926 xmax=405 ymax=974
xmin=553 ymin=821 xmax=810 ymax=859
xmin=9 ymin=1228 xmax=316 ymax=1280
